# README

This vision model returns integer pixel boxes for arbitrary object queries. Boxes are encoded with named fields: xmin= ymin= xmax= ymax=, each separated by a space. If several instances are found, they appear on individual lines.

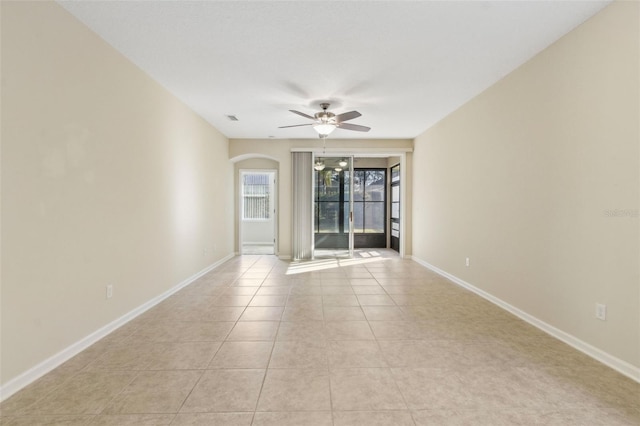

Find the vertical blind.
xmin=292 ymin=152 xmax=313 ymax=260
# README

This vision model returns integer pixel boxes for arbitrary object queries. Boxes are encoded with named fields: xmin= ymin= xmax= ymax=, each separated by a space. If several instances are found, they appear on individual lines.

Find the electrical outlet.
xmin=595 ymin=303 xmax=606 ymax=321
xmin=106 ymin=285 xmax=113 ymax=299
xmin=465 ymin=257 xmax=470 ymax=267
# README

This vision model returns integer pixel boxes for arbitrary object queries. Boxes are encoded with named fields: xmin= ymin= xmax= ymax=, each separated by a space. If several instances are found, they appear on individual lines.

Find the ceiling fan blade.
xmin=289 ymin=110 xmax=315 ymax=120
xmin=278 ymin=123 xmax=313 ymax=128
xmin=334 ymin=110 xmax=361 ymax=123
xmin=338 ymin=122 xmax=371 ymax=132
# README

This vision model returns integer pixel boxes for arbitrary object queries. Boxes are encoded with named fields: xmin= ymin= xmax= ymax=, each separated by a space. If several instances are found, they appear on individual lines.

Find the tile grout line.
xmin=249 ymin=271 xmax=279 ymax=425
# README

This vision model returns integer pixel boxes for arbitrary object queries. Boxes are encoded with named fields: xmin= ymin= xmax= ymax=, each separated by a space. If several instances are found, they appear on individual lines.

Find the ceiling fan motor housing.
xmin=315 ymin=111 xmax=336 ymax=124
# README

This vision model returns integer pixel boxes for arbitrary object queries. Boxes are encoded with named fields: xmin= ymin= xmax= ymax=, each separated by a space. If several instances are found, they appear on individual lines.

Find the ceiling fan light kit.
xmin=313 ymin=122 xmax=337 ymax=136
xmin=279 ymin=102 xmax=371 ymax=137
xmin=304 ymin=105 xmax=361 ymax=171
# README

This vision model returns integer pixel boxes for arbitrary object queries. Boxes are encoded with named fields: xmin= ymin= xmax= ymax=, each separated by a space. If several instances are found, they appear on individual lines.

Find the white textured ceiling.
xmin=59 ymin=0 xmax=610 ymax=140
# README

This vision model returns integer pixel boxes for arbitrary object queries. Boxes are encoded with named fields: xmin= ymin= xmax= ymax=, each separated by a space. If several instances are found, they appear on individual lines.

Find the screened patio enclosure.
xmin=313 ymin=157 xmax=387 ymax=253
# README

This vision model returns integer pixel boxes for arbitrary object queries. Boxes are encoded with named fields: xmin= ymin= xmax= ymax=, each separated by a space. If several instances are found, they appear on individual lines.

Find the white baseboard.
xmin=0 ymin=253 xmax=235 ymax=402
xmin=412 ymin=256 xmax=640 ymax=384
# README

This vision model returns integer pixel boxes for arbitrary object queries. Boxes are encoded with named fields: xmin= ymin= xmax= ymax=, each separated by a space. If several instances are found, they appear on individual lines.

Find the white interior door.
xmin=240 ymin=170 xmax=276 ymax=255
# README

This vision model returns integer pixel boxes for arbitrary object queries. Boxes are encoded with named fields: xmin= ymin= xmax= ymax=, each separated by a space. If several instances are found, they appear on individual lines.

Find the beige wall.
xmin=353 ymin=158 xmax=388 ymax=168
xmin=1 ymin=2 xmax=234 ymax=387
xmin=412 ymin=1 xmax=639 ymax=367
xmin=229 ymin=139 xmax=413 ymax=258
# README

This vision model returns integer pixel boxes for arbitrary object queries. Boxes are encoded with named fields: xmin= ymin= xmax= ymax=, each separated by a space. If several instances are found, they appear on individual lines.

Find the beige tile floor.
xmin=1 ymin=250 xmax=638 ymax=425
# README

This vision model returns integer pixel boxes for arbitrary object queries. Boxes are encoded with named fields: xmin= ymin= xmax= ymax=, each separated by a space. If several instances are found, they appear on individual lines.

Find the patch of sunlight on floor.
xmin=286 ymin=249 xmax=390 ymax=275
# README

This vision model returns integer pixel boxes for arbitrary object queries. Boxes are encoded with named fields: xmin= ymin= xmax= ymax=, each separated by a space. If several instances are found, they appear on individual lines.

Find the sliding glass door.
xmin=313 ymin=156 xmax=353 ymax=257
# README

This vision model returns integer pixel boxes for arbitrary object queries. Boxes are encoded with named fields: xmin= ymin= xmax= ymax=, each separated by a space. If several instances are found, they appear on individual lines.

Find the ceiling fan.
xmin=279 ymin=103 xmax=371 ymax=137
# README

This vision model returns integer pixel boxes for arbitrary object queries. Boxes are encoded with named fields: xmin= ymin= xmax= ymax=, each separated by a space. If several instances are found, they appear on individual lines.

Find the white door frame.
xmin=239 ymin=169 xmax=278 ymax=255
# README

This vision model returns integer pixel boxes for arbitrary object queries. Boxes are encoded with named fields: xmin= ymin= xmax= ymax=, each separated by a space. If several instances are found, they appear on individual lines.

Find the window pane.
xmin=343 ymin=171 xmax=350 ymax=199
xmin=243 ymin=173 xmax=270 ymax=219
xmin=391 ymin=165 xmax=400 ymax=182
xmin=353 ymin=170 xmax=364 ymax=201
xmin=244 ymin=196 xmax=268 ymax=219
xmin=364 ymin=170 xmax=385 ymax=201
xmin=317 ymin=202 xmax=339 ymax=233
xmin=316 ymin=170 xmax=340 ymax=201
xmin=352 ymin=202 xmax=364 ymax=233
xmin=364 ymin=203 xmax=385 ymax=233
xmin=343 ymin=203 xmax=348 ymax=234
xmin=391 ymin=202 xmax=400 ymax=219
xmin=391 ymin=185 xmax=399 ymax=202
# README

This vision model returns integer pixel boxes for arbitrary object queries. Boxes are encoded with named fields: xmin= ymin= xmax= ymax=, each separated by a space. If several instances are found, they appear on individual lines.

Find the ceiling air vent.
xmin=226 ymin=115 xmax=239 ymax=121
